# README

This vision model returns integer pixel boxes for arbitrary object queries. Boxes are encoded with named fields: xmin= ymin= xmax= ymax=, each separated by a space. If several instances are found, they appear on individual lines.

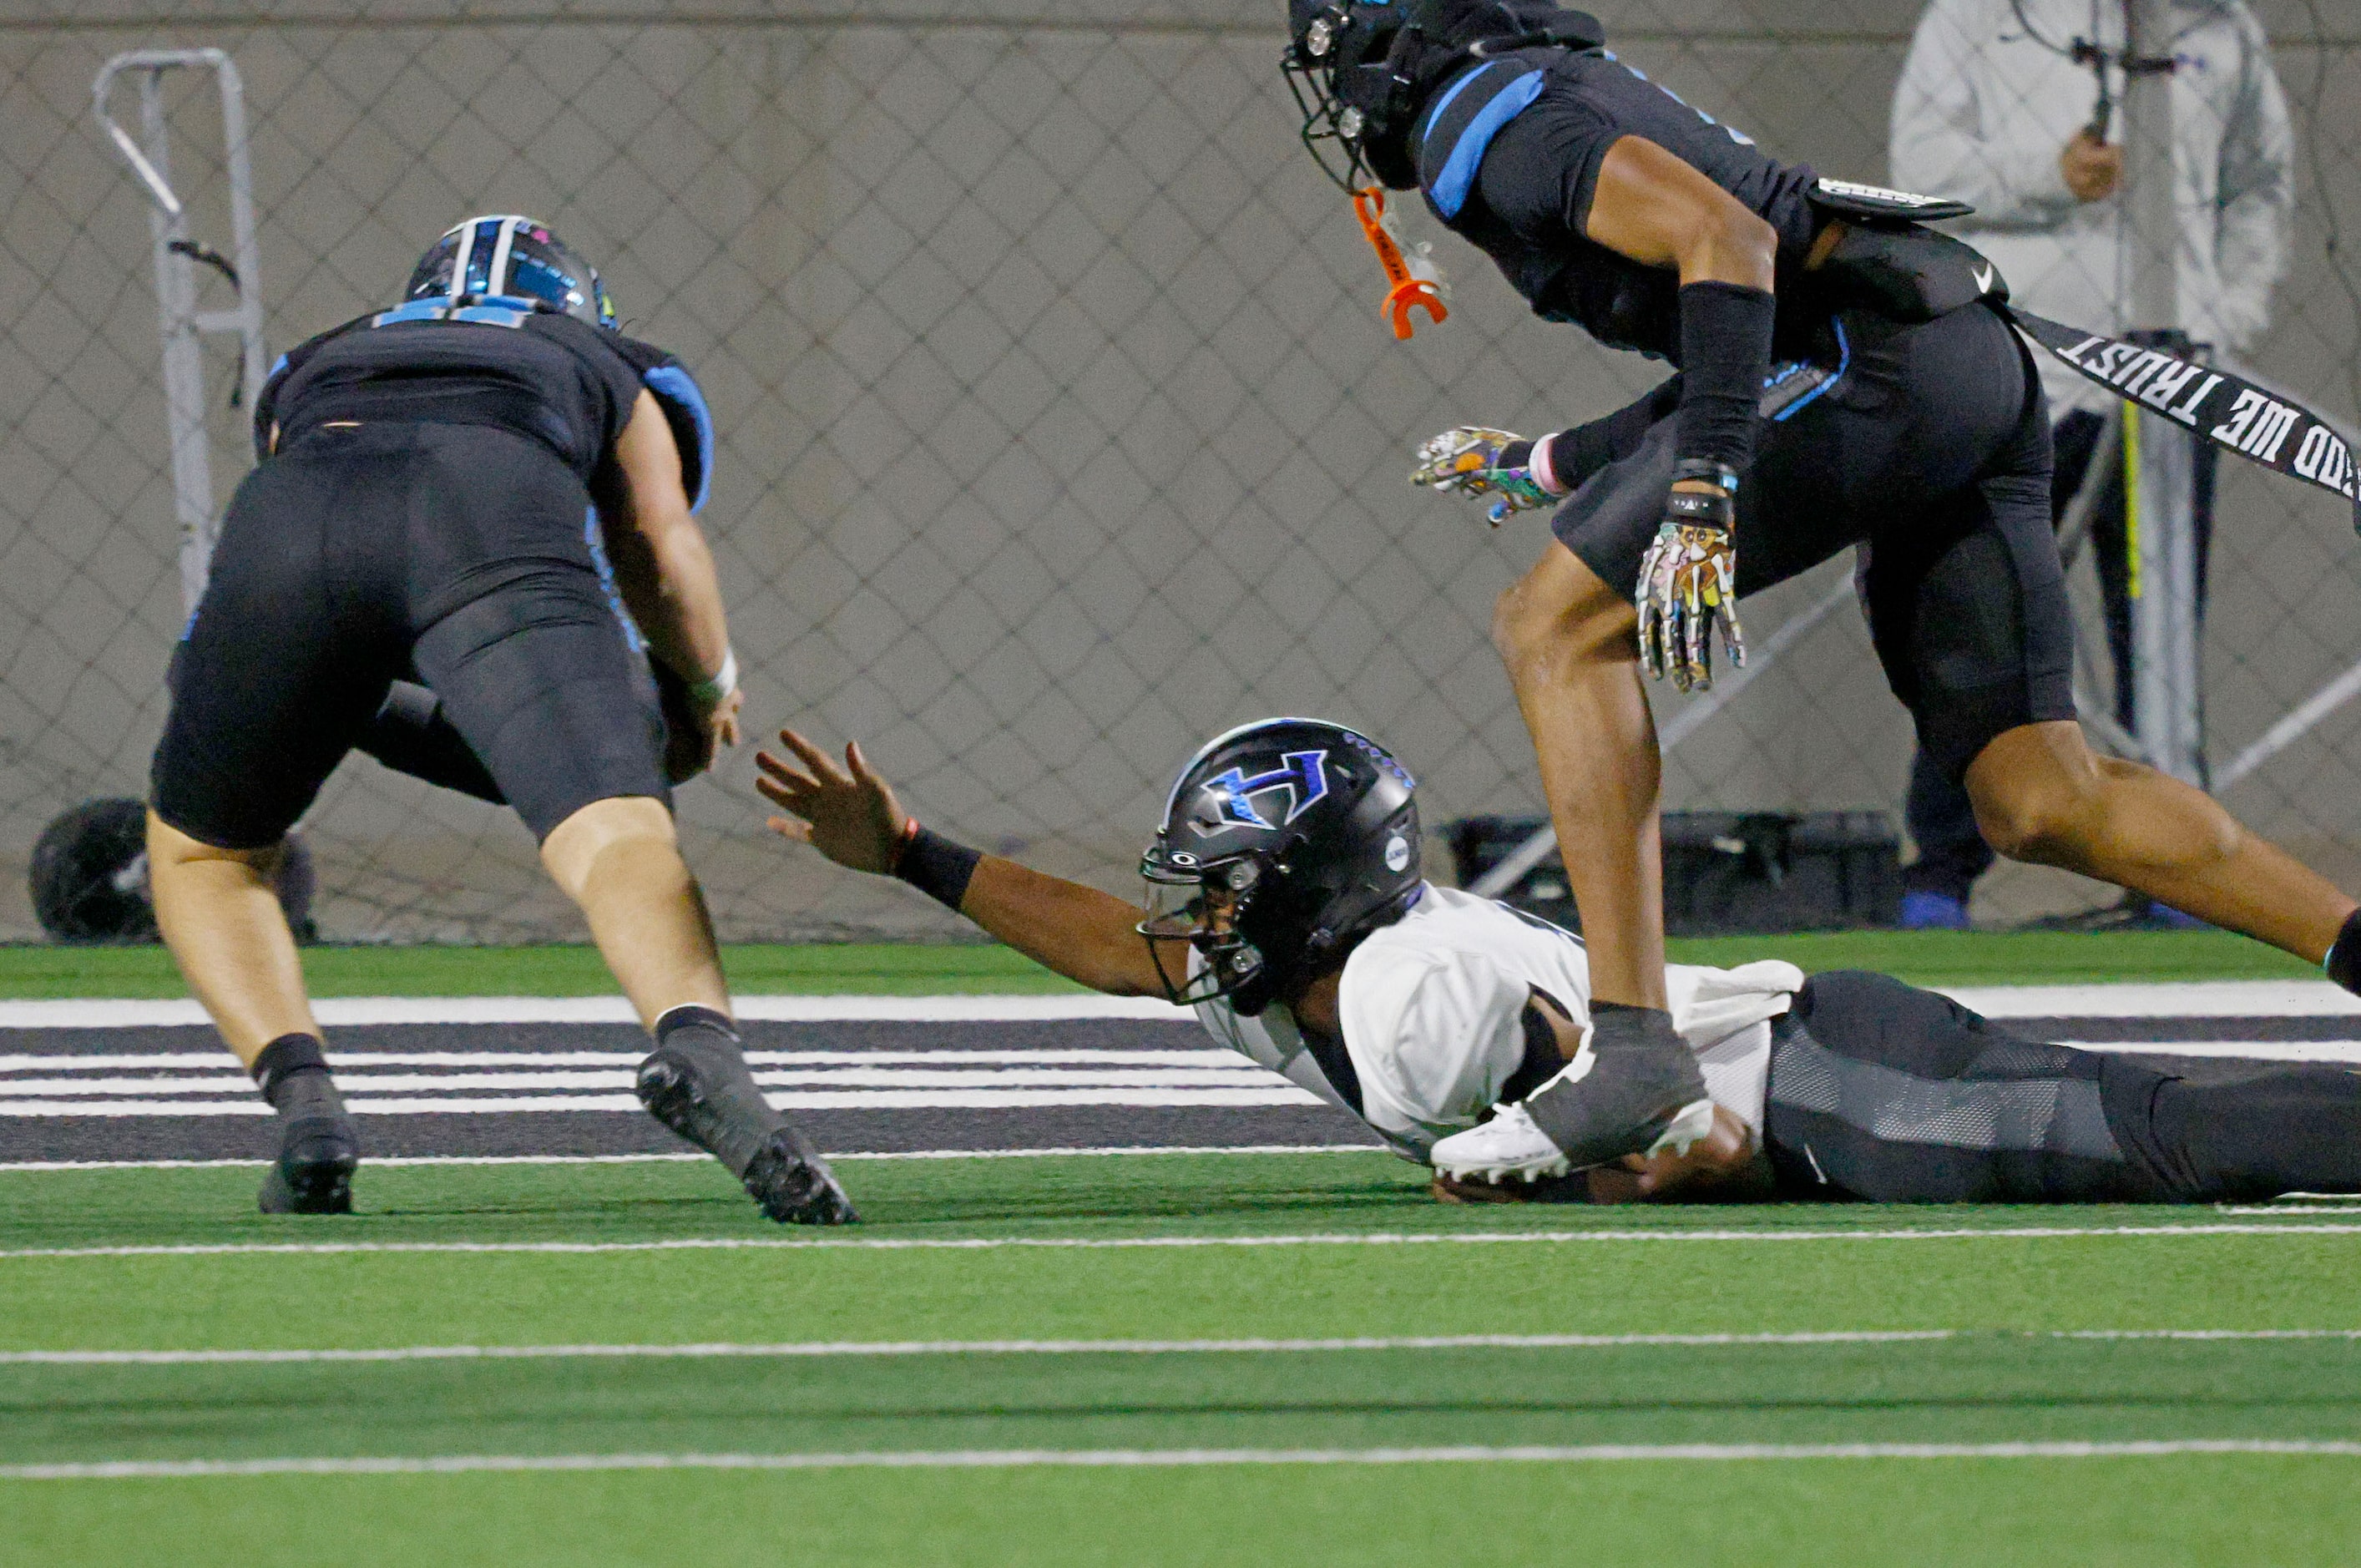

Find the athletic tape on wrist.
xmin=894 ymin=823 xmax=983 ymax=913
xmin=689 ymin=648 xmax=737 ymax=710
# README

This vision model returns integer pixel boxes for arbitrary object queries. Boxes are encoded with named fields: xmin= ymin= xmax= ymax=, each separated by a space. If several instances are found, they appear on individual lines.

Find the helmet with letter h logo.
xmin=1140 ymin=717 xmax=1423 ymax=1015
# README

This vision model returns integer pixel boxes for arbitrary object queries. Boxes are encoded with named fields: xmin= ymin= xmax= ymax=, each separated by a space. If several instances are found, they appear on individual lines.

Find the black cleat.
xmin=636 ymin=1045 xmax=857 ymax=1225
xmin=1515 ymin=1003 xmax=1714 ymax=1171
xmin=742 ymin=1125 xmax=859 ymax=1227
xmin=257 ymin=1114 xmax=357 ymax=1215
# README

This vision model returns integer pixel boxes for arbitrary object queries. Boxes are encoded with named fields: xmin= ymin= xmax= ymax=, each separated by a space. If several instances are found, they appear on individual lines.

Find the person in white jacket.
xmin=755 ymin=715 xmax=2361 ymax=1207
xmin=1888 ymin=0 xmax=2293 ymax=929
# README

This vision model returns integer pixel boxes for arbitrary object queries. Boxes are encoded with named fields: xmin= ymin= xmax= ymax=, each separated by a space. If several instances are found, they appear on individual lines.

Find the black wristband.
xmin=895 ymin=824 xmax=983 ymax=913
xmin=2326 ymin=908 xmax=2361 ymax=996
xmin=1675 ymin=281 xmax=1775 ymax=477
xmin=1664 ymin=488 xmax=1735 ymax=526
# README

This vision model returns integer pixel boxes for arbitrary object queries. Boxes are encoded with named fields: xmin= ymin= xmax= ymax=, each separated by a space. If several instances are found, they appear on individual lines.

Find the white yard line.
xmin=7 ymin=1328 xmax=2357 ymax=1366
xmin=0 ymin=1330 xmax=1963 ymax=1363
xmin=0 ymin=1086 xmax=1327 ymax=1116
xmin=0 ymin=994 xmax=1187 ymax=1029
xmin=7 ymin=1222 xmax=2358 ymax=1261
xmin=0 ymin=1068 xmax=1281 ymax=1095
xmin=0 ymin=1145 xmax=1385 ymax=1172
xmin=0 ymin=1049 xmax=1240 ymax=1071
xmin=5 ymin=1439 xmax=2358 ymax=1479
xmin=1943 ymin=980 xmax=2361 ymax=1018
xmin=6 ymin=979 xmax=2358 ymax=1030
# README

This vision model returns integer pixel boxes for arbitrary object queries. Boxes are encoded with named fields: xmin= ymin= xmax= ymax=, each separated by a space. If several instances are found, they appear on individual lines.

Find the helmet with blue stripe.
xmin=404 ymin=215 xmax=615 ymax=328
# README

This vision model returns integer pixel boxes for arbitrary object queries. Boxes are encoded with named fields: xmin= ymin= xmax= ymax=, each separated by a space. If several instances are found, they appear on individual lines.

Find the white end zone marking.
xmin=1942 ymin=980 xmax=2361 ymax=1018
xmin=5 ymin=1439 xmax=2358 ymax=1479
xmin=0 ymin=994 xmax=1191 ymax=1029
xmin=9 ymin=980 xmax=2358 ymax=1029
xmin=0 ymin=1145 xmax=1388 ymax=1172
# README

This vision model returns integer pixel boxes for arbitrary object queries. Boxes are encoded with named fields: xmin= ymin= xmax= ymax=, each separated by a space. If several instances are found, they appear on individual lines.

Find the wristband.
xmin=893 ymin=822 xmax=983 ymax=913
xmin=688 ymin=648 xmax=737 ymax=711
xmin=1529 ymin=432 xmax=1565 ymax=496
xmin=1671 ymin=458 xmax=1741 ymax=495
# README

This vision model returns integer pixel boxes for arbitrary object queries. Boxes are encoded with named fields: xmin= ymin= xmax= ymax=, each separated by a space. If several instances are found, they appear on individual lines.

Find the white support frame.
xmin=93 ymin=48 xmax=266 ymax=616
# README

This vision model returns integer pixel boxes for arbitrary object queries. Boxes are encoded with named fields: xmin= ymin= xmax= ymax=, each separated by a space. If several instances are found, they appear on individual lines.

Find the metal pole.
xmin=134 ymin=69 xmax=218 ymax=618
xmin=2121 ymin=0 xmax=2202 ymax=783
xmin=94 ymin=48 xmax=266 ymax=615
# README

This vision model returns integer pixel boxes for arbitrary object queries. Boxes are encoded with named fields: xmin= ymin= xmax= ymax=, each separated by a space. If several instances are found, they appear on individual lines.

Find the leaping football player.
xmin=1277 ymin=0 xmax=2361 ymax=1176
xmin=756 ymin=718 xmax=2361 ymax=1206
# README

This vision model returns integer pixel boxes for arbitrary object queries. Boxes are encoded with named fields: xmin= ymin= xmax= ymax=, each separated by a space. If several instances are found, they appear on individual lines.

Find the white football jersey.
xmin=1193 ymin=884 xmax=1803 ymax=1160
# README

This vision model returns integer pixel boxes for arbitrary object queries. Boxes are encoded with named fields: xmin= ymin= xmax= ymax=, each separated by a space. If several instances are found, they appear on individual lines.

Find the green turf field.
xmin=0 ymin=926 xmax=2323 ymax=999
xmin=3 ymin=1153 xmax=2356 ymax=1565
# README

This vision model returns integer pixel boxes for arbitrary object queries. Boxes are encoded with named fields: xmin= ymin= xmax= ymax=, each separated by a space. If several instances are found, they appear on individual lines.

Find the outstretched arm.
xmin=756 ymin=728 xmax=1178 ymax=999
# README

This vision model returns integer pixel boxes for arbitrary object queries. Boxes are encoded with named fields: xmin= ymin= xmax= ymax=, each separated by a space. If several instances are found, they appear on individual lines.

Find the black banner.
xmin=2008 ymin=306 xmax=2360 ymax=526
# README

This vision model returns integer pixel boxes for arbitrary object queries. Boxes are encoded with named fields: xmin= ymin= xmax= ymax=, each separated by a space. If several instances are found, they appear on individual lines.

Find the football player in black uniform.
xmin=756 ymin=716 xmax=2361 ymax=1207
xmin=1282 ymin=1 xmax=2361 ymax=1175
xmin=148 ymin=216 xmax=854 ymax=1224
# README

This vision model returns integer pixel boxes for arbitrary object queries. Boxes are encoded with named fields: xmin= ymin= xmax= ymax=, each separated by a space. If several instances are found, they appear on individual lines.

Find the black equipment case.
xmin=1447 ymin=811 xmax=1902 ymax=935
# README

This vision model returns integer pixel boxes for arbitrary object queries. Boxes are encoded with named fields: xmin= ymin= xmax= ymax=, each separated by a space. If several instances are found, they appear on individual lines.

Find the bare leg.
xmin=1493 ymin=542 xmax=1669 ymax=1009
xmin=539 ymin=796 xmax=731 ymax=1028
xmin=150 ymin=812 xmax=354 ymax=1213
xmin=1966 ymin=721 xmax=2356 ymax=962
xmin=546 ymin=797 xmax=855 ymax=1224
xmin=147 ymin=812 xmax=317 ymax=1068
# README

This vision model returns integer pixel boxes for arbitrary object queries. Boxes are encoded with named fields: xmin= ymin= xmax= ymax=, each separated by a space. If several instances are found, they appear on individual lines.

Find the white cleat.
xmin=1429 ymin=1103 xmax=1573 ymax=1186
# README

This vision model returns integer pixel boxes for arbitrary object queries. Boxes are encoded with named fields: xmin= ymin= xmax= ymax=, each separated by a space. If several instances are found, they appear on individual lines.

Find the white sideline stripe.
xmin=7 ymin=1439 xmax=2359 ymax=1479
xmin=0 ymin=1145 xmax=1384 ymax=1172
xmin=0 ymin=1086 xmax=1327 ymax=1116
xmin=8 ymin=981 xmax=2359 ymax=1029
xmin=1943 ymin=980 xmax=2361 ymax=1018
xmin=8 ymin=1328 xmax=2357 ymax=1366
xmin=9 ymin=1222 xmax=2359 ymax=1260
xmin=0 ymin=1050 xmax=1240 ymax=1072
xmin=0 ymin=994 xmax=1188 ymax=1029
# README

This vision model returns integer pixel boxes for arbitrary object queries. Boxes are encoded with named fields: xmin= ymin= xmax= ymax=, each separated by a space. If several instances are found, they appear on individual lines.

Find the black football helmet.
xmin=1282 ymin=2 xmax=1607 ymax=191
xmin=1140 ymin=717 xmax=1423 ymax=1014
xmin=403 ymin=215 xmax=615 ymax=327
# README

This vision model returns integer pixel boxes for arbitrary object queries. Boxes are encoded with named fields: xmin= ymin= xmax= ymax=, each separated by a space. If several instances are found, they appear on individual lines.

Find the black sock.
xmin=2326 ymin=909 xmax=2361 ymax=996
xmin=650 ymin=1005 xmax=781 ymax=1176
xmin=250 ymin=1033 xmax=346 ymax=1122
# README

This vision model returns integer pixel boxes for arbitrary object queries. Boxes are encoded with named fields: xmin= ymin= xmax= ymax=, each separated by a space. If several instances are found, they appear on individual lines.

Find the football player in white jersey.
xmin=756 ymin=717 xmax=2361 ymax=1206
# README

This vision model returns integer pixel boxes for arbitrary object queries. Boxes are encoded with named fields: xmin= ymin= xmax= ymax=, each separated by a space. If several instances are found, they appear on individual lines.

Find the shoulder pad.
xmin=611 ymin=336 xmax=714 ymax=513
xmin=255 ymin=313 xmax=374 ymax=458
xmin=1416 ymin=55 xmax=1551 ymax=222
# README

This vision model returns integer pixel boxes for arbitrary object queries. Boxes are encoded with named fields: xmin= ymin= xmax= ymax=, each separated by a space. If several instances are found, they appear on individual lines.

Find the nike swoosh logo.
xmin=1973 ymin=264 xmax=1995 ymax=294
